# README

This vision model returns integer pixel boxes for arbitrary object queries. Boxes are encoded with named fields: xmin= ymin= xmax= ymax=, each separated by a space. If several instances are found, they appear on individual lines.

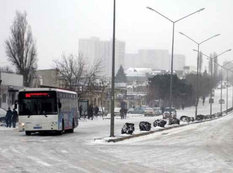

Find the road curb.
xmin=105 ymin=113 xmax=232 ymax=143
xmin=106 ymin=124 xmax=187 ymax=142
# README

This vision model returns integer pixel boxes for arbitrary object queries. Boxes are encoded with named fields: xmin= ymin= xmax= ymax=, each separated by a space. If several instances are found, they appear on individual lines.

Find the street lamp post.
xmin=147 ymin=7 xmax=204 ymax=116
xmin=180 ymin=32 xmax=220 ymax=119
xmin=110 ymin=0 xmax=116 ymax=137
xmin=220 ymin=68 xmax=223 ymax=115
xmin=222 ymin=59 xmax=233 ymax=112
xmin=196 ymin=49 xmax=232 ymax=116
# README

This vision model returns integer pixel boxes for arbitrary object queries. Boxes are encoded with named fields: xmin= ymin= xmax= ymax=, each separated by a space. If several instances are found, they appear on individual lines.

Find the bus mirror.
xmin=58 ymin=102 xmax=62 ymax=109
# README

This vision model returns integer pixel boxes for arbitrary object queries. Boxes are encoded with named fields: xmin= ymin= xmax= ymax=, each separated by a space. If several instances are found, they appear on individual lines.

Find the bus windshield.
xmin=18 ymin=91 xmax=57 ymax=115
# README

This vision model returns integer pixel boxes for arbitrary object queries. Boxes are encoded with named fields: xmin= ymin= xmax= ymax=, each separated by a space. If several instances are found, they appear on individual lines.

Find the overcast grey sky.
xmin=0 ymin=0 xmax=233 ymax=70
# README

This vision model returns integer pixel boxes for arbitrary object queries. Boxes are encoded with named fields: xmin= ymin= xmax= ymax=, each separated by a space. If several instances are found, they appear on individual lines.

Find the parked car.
xmin=0 ymin=108 xmax=6 ymax=122
xmin=152 ymin=107 xmax=162 ymax=116
xmin=144 ymin=107 xmax=155 ymax=116
xmin=163 ymin=107 xmax=177 ymax=119
xmin=105 ymin=107 xmax=121 ymax=118
xmin=127 ymin=107 xmax=145 ymax=114
xmin=164 ymin=107 xmax=176 ymax=113
xmin=127 ymin=108 xmax=134 ymax=113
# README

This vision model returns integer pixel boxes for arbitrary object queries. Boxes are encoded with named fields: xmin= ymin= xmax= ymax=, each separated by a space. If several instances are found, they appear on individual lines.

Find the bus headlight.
xmin=18 ymin=122 xmax=25 ymax=132
xmin=19 ymin=122 xmax=25 ymax=127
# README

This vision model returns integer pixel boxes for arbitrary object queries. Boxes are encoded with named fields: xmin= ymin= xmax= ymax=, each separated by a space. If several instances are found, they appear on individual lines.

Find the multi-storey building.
xmin=78 ymin=37 xmax=125 ymax=76
xmin=125 ymin=49 xmax=186 ymax=72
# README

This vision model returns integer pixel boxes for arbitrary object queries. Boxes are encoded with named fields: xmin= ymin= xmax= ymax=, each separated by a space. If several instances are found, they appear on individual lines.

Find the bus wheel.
xmin=25 ymin=131 xmax=31 ymax=136
xmin=67 ymin=119 xmax=74 ymax=133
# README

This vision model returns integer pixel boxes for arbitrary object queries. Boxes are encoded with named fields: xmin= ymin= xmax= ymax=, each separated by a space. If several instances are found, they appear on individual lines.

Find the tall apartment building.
xmin=78 ymin=37 xmax=125 ymax=76
xmin=125 ymin=49 xmax=185 ymax=72
xmin=173 ymin=54 xmax=186 ymax=71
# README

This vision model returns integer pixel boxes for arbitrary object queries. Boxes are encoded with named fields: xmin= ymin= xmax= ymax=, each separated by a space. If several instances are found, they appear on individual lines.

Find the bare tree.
xmin=73 ymin=54 xmax=86 ymax=86
xmin=54 ymin=54 xmax=85 ymax=89
xmin=5 ymin=11 xmax=37 ymax=87
xmin=98 ymin=77 xmax=110 ymax=117
xmin=84 ymin=58 xmax=103 ymax=93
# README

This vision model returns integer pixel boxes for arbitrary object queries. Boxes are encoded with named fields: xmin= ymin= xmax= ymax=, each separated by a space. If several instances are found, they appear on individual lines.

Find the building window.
xmin=2 ymin=94 xmax=6 ymax=103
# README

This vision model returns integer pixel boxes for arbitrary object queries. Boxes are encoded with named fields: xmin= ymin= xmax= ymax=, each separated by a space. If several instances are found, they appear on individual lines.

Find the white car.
xmin=105 ymin=107 xmax=121 ymax=118
xmin=144 ymin=107 xmax=155 ymax=116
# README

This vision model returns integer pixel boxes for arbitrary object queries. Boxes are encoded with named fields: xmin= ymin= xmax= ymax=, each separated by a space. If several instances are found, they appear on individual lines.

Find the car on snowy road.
xmin=105 ymin=107 xmax=121 ymax=118
xmin=144 ymin=107 xmax=155 ymax=116
xmin=127 ymin=107 xmax=145 ymax=114
xmin=152 ymin=107 xmax=162 ymax=116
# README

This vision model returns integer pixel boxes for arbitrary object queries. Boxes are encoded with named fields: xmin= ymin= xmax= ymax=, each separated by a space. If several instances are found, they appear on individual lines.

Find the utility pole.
xmin=110 ymin=0 xmax=116 ymax=137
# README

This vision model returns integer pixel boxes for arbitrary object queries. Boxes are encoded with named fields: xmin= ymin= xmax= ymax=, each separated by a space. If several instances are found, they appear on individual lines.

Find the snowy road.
xmin=1 ymin=114 xmax=233 ymax=173
xmin=1 ymin=88 xmax=233 ymax=173
xmin=0 ymin=117 xmax=157 ymax=173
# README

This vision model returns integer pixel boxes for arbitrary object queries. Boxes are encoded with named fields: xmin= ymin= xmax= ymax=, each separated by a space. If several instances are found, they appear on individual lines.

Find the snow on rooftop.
xmin=125 ymin=68 xmax=153 ymax=77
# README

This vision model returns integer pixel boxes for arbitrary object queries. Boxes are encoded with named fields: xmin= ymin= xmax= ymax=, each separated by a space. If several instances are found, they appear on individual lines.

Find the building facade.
xmin=0 ymin=72 xmax=23 ymax=109
xmin=34 ymin=69 xmax=66 ymax=88
xmin=125 ymin=49 xmax=186 ymax=72
xmin=78 ymin=37 xmax=125 ymax=76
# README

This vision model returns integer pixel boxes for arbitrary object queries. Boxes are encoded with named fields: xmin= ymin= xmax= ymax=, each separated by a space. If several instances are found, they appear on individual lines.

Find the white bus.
xmin=18 ymin=88 xmax=78 ymax=135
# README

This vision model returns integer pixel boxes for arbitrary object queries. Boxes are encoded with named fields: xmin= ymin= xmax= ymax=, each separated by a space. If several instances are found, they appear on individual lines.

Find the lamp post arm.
xmin=199 ymin=34 xmax=220 ymax=45
xmin=179 ymin=32 xmax=198 ymax=44
xmin=218 ymin=49 xmax=231 ymax=58
xmin=194 ymin=50 xmax=231 ymax=71
xmin=146 ymin=7 xmax=174 ymax=23
xmin=193 ymin=49 xmax=231 ymax=62
xmin=175 ymin=8 xmax=205 ymax=23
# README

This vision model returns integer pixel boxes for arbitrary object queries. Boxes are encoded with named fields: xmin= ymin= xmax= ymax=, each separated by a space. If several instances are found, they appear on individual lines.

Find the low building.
xmin=184 ymin=66 xmax=197 ymax=74
xmin=0 ymin=72 xmax=23 ymax=109
xmin=33 ymin=69 xmax=66 ymax=88
xmin=125 ymin=68 xmax=152 ymax=83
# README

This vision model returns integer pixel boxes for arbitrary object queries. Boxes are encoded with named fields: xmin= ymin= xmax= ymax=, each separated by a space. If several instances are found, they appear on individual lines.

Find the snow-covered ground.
xmin=0 ymin=87 xmax=233 ymax=172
